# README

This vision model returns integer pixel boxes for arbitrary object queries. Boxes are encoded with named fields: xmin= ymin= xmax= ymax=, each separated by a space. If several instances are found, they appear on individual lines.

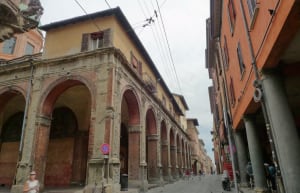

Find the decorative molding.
xmin=35 ymin=114 xmax=51 ymax=127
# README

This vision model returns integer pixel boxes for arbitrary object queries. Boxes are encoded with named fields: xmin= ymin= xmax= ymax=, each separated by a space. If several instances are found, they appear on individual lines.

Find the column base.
xmin=254 ymin=187 xmax=268 ymax=193
xmin=84 ymin=183 xmax=120 ymax=193
xmin=11 ymin=185 xmax=23 ymax=193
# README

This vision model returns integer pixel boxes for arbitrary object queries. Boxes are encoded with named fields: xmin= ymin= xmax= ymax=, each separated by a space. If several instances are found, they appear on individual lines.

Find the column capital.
xmin=128 ymin=125 xmax=141 ymax=133
xmin=35 ymin=114 xmax=52 ymax=127
xmin=147 ymin=134 xmax=159 ymax=141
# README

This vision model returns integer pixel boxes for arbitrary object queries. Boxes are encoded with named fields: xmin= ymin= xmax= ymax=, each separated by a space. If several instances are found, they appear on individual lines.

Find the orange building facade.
xmin=207 ymin=0 xmax=300 ymax=192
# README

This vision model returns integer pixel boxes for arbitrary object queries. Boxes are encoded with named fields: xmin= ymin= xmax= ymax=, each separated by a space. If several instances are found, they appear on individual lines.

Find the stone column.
xmin=147 ymin=134 xmax=160 ymax=183
xmin=170 ymin=145 xmax=177 ymax=179
xmin=262 ymin=71 xmax=300 ymax=193
xmin=161 ymin=140 xmax=169 ymax=180
xmin=243 ymin=115 xmax=267 ymax=192
xmin=233 ymin=130 xmax=248 ymax=186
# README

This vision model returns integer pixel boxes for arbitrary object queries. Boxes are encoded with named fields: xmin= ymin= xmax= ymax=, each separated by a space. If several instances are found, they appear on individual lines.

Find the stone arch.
xmin=0 ymin=86 xmax=26 ymax=113
xmin=35 ymin=77 xmax=93 ymax=187
xmin=39 ymin=75 xmax=96 ymax=116
xmin=176 ymin=134 xmax=182 ymax=176
xmin=145 ymin=107 xmax=158 ymax=182
xmin=0 ymin=88 xmax=26 ymax=186
xmin=120 ymin=88 xmax=141 ymax=185
xmin=160 ymin=120 xmax=168 ymax=178
xmin=181 ymin=138 xmax=186 ymax=173
xmin=120 ymin=88 xmax=140 ymax=125
xmin=170 ymin=128 xmax=176 ymax=177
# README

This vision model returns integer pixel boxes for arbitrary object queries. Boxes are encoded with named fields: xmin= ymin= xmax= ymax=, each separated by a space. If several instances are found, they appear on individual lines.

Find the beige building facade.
xmin=0 ymin=8 xmax=199 ymax=193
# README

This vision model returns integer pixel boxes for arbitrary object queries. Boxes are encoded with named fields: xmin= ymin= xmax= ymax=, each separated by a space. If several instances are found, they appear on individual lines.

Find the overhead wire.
xmin=138 ymin=0 xmax=178 ymax=90
xmin=154 ymin=0 xmax=182 ymax=94
xmin=104 ymin=0 xmax=111 ymax=8
xmin=73 ymin=0 xmax=102 ymax=31
xmin=136 ymin=0 xmax=167 ymax=75
xmin=148 ymin=0 xmax=176 ymax=84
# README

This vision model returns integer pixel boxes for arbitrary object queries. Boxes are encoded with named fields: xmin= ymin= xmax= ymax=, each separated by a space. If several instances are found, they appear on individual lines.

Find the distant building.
xmin=207 ymin=0 xmax=300 ymax=192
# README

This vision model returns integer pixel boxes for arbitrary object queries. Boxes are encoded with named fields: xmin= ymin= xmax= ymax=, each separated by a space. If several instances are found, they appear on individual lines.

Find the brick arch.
xmin=121 ymin=89 xmax=140 ymax=125
xmin=160 ymin=120 xmax=168 ymax=178
xmin=0 ymin=86 xmax=26 ymax=113
xmin=145 ymin=108 xmax=158 ymax=181
xmin=34 ymin=76 xmax=94 ymax=187
xmin=181 ymin=138 xmax=186 ymax=170
xmin=146 ymin=108 xmax=157 ymax=135
xmin=0 ymin=87 xmax=25 ymax=186
xmin=176 ymin=134 xmax=182 ymax=173
xmin=39 ymin=75 xmax=95 ymax=116
xmin=120 ymin=88 xmax=141 ymax=182
xmin=160 ymin=120 xmax=167 ymax=141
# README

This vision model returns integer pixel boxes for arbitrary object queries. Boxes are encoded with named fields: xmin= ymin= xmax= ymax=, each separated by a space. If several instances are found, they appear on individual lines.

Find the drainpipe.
xmin=238 ymin=0 xmax=284 ymax=192
xmin=19 ymin=58 xmax=35 ymax=159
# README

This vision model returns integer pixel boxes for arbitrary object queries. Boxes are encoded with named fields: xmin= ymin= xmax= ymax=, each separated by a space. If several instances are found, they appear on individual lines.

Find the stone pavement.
xmin=0 ymin=175 xmax=256 ymax=193
xmin=146 ymin=175 xmax=256 ymax=193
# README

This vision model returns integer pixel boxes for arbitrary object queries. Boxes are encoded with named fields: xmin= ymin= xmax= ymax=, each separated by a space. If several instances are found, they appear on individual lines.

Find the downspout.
xmin=239 ymin=0 xmax=284 ymax=192
xmin=19 ymin=59 xmax=35 ymax=159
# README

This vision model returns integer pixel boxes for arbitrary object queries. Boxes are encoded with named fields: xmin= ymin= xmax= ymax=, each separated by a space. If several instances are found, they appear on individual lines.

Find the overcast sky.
xmin=39 ymin=0 xmax=213 ymax=161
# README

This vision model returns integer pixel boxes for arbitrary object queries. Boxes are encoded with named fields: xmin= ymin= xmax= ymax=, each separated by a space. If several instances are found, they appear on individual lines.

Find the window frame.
xmin=229 ymin=77 xmax=236 ymax=107
xmin=247 ymin=0 xmax=259 ymax=29
xmin=25 ymin=42 xmax=35 ymax=55
xmin=2 ymin=37 xmax=17 ymax=54
xmin=227 ymin=0 xmax=237 ymax=34
xmin=222 ymin=36 xmax=229 ymax=70
xmin=237 ymin=42 xmax=246 ymax=78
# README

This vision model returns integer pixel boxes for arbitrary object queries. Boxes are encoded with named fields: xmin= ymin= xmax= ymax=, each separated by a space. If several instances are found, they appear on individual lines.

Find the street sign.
xmin=100 ymin=143 xmax=110 ymax=155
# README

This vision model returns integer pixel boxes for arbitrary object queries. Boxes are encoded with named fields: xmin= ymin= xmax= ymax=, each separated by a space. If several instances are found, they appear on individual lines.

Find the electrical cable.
xmin=155 ymin=0 xmax=182 ymax=94
xmin=104 ymin=0 xmax=111 ymax=8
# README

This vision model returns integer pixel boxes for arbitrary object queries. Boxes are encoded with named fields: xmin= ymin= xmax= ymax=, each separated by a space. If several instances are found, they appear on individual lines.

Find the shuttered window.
xmin=247 ymin=0 xmax=256 ymax=18
xmin=2 ymin=37 xmax=16 ymax=54
xmin=81 ymin=28 xmax=112 ymax=52
xmin=237 ymin=42 xmax=245 ymax=76
xmin=223 ymin=36 xmax=229 ymax=69
xmin=227 ymin=0 xmax=236 ymax=34
xmin=130 ymin=51 xmax=143 ymax=76
xmin=229 ymin=77 xmax=236 ymax=106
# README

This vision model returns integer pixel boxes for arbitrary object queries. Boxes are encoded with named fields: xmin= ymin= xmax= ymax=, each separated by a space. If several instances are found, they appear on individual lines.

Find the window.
xmin=2 ymin=37 xmax=16 ymax=54
xmin=247 ymin=0 xmax=256 ymax=18
xmin=227 ymin=0 xmax=236 ymax=33
xmin=130 ymin=51 xmax=142 ymax=76
xmin=25 ymin=42 xmax=34 ymax=55
xmin=247 ymin=0 xmax=259 ymax=29
xmin=81 ymin=29 xmax=111 ymax=52
xmin=237 ymin=42 xmax=246 ymax=76
xmin=222 ymin=36 xmax=229 ymax=69
xmin=229 ymin=77 xmax=236 ymax=106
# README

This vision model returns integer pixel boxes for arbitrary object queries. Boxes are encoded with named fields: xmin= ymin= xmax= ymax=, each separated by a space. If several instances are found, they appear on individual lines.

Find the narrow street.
xmin=147 ymin=175 xmax=236 ymax=193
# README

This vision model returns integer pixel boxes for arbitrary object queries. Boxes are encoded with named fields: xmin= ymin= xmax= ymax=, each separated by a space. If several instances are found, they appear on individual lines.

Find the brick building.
xmin=0 ymin=7 xmax=199 ymax=193
xmin=207 ymin=0 xmax=300 ymax=192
